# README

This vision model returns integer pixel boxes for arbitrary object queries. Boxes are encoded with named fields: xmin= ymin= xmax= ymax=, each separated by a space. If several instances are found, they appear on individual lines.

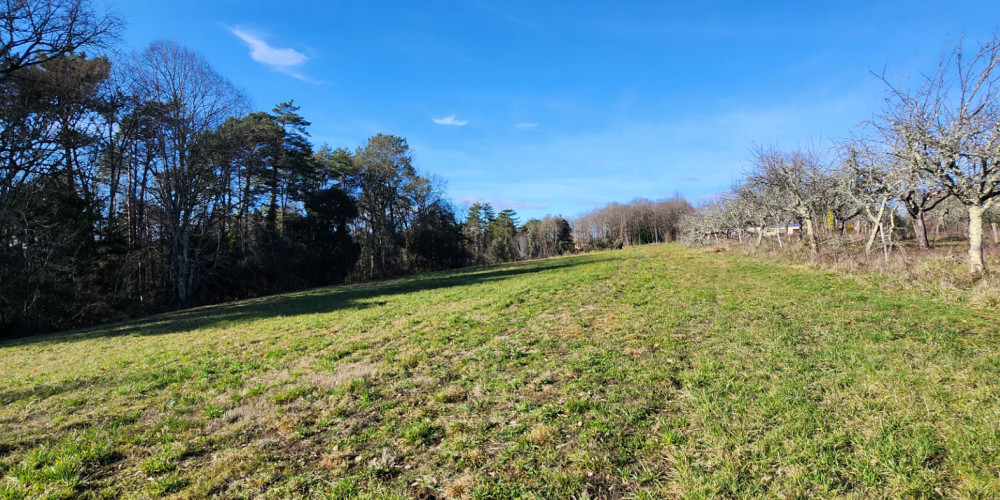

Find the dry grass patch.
xmin=308 ymin=360 xmax=379 ymax=389
xmin=443 ymin=473 xmax=476 ymax=499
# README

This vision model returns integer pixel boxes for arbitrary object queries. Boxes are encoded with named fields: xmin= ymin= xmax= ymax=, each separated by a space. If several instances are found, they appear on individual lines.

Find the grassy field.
xmin=2 ymin=244 xmax=999 ymax=499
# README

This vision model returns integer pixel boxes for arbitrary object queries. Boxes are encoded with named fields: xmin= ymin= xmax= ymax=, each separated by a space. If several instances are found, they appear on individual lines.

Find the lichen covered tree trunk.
xmin=968 ymin=205 xmax=985 ymax=274
xmin=804 ymin=217 xmax=819 ymax=254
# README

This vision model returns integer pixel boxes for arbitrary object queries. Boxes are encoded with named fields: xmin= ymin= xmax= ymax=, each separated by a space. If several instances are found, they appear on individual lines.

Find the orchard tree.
xmin=896 ymin=166 xmax=950 ymax=250
xmin=745 ymin=144 xmax=832 ymax=254
xmin=732 ymin=181 xmax=785 ymax=246
xmin=678 ymin=195 xmax=734 ymax=246
xmin=838 ymin=142 xmax=901 ymax=257
xmin=882 ymin=33 xmax=1000 ymax=273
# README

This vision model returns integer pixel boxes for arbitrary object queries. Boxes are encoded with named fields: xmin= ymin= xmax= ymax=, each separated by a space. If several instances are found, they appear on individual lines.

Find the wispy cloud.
xmin=516 ymin=122 xmax=538 ymax=129
xmin=433 ymin=114 xmax=468 ymax=126
xmin=454 ymin=195 xmax=547 ymax=211
xmin=455 ymin=195 xmax=486 ymax=206
xmin=500 ymin=200 xmax=548 ymax=210
xmin=228 ymin=26 xmax=317 ymax=82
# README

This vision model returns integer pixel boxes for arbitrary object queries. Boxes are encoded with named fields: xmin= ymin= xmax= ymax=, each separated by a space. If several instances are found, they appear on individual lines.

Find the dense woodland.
xmin=0 ymin=1 xmax=695 ymax=337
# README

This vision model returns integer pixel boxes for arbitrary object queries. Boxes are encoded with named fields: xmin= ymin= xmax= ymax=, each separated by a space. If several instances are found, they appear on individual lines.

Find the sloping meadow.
xmin=1 ymin=245 xmax=998 ymax=498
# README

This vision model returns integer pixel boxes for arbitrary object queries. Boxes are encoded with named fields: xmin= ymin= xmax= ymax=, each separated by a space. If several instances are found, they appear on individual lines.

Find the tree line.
xmin=680 ymin=32 xmax=1000 ymax=274
xmin=0 ymin=1 xmax=473 ymax=335
xmin=573 ymin=197 xmax=693 ymax=250
xmin=462 ymin=203 xmax=575 ymax=265
xmin=0 ymin=2 xmax=449 ymax=335
xmin=0 ymin=17 xmax=367 ymax=335
xmin=5 ymin=0 xmax=677 ymax=337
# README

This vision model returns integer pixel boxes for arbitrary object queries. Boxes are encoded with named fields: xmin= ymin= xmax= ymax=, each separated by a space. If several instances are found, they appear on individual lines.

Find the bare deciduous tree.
xmin=0 ymin=0 xmax=121 ymax=80
xmin=126 ymin=40 xmax=248 ymax=303
xmin=732 ymin=180 xmax=786 ymax=245
xmin=838 ymin=142 xmax=901 ymax=259
xmin=882 ymin=33 xmax=1000 ymax=273
xmin=572 ymin=196 xmax=691 ymax=250
xmin=745 ymin=144 xmax=832 ymax=254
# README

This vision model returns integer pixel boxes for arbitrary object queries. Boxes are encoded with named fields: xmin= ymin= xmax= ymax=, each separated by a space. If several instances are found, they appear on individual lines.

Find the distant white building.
xmin=762 ymin=224 xmax=801 ymax=237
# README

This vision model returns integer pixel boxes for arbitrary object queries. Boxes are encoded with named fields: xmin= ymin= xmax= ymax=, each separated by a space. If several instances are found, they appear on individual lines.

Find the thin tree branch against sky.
xmin=103 ymin=0 xmax=1000 ymax=219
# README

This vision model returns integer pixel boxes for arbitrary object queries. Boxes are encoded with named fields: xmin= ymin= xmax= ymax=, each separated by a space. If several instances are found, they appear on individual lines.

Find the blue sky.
xmin=104 ymin=0 xmax=1000 ymax=220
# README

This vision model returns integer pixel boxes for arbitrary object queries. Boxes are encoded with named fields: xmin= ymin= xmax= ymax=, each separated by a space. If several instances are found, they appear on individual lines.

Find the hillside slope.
xmin=1 ymin=245 xmax=999 ymax=498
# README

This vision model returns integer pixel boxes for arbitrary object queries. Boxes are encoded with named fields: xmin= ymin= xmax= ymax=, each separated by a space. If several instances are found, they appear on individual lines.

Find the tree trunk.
xmin=804 ymin=217 xmax=818 ymax=254
xmin=175 ymin=233 xmax=190 ymax=304
xmin=968 ymin=205 xmax=985 ymax=274
xmin=865 ymin=197 xmax=888 ymax=256
xmin=878 ymin=222 xmax=889 ymax=262
xmin=991 ymin=222 xmax=998 ymax=245
xmin=865 ymin=220 xmax=880 ymax=255
xmin=914 ymin=209 xmax=930 ymax=250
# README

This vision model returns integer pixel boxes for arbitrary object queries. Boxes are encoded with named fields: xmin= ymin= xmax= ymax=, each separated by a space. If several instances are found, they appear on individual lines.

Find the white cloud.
xmin=432 ymin=114 xmax=468 ymax=126
xmin=228 ymin=26 xmax=315 ymax=82
xmin=516 ymin=122 xmax=538 ymax=128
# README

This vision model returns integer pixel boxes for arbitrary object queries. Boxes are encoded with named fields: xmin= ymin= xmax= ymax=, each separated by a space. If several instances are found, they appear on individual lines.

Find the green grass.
xmin=1 ymin=244 xmax=999 ymax=498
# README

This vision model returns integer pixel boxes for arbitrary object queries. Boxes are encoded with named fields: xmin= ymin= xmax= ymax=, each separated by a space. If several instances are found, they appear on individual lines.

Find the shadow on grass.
xmin=2 ymin=255 xmax=603 ymax=349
